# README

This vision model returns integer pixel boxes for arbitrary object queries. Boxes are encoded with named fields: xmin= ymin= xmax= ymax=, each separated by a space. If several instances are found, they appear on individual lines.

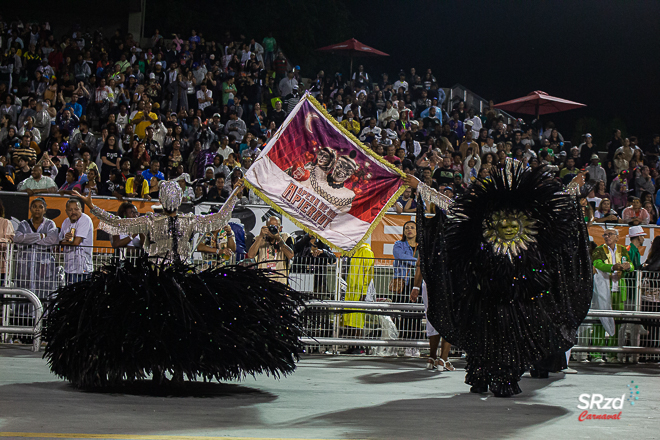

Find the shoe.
xmin=426 ymin=358 xmax=437 ymax=370
xmin=581 ymin=359 xmax=590 ymax=363
xmin=561 ymin=367 xmax=578 ymax=374
xmin=607 ymin=357 xmax=620 ymax=364
xmin=436 ymin=359 xmax=455 ymax=371
xmin=592 ymin=358 xmax=606 ymax=363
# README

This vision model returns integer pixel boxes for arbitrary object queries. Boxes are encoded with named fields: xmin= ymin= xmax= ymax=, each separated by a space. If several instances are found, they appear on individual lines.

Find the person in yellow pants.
xmin=342 ymin=243 xmax=374 ymax=354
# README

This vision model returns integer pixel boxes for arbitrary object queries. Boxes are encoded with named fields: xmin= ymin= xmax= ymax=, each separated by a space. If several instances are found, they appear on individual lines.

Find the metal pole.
xmin=331 ymin=258 xmax=342 ymax=354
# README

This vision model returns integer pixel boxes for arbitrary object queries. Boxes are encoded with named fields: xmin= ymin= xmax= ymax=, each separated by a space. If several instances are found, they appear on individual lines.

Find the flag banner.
xmin=245 ymin=92 xmax=405 ymax=255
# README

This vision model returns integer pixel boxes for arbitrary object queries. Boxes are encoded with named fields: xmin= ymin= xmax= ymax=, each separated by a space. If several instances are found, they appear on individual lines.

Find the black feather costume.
xmin=43 ymin=259 xmax=304 ymax=388
xmin=418 ymin=161 xmax=592 ymax=396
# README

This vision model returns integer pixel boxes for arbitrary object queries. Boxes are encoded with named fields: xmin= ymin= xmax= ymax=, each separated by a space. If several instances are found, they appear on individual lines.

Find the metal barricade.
xmin=0 ymin=287 xmax=43 ymax=351
xmin=3 ymin=241 xmax=660 ymax=364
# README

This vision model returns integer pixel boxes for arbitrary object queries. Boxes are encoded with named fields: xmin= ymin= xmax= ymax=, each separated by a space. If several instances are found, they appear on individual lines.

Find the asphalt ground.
xmin=0 ymin=345 xmax=658 ymax=440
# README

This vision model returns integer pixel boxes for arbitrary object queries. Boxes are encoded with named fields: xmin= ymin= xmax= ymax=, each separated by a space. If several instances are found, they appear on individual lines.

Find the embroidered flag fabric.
xmin=245 ymin=93 xmax=405 ymax=255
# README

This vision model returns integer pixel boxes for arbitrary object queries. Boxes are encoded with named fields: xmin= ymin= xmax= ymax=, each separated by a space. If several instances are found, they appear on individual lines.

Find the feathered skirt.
xmin=43 ymin=256 xmax=304 ymax=388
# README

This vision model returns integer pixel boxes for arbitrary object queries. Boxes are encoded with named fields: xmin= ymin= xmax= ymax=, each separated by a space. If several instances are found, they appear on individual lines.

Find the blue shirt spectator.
xmin=392 ymin=221 xmax=418 ymax=283
xmin=65 ymin=100 xmax=83 ymax=119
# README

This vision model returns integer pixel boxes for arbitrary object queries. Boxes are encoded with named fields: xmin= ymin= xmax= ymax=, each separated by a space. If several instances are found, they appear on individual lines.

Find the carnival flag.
xmin=245 ymin=92 xmax=405 ymax=255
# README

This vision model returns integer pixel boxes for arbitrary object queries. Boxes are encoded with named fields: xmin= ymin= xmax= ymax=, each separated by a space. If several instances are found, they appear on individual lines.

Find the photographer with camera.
xmin=247 ymin=216 xmax=294 ymax=284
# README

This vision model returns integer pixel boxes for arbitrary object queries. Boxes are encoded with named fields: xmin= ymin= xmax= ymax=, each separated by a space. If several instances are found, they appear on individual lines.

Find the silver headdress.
xmin=159 ymin=180 xmax=183 ymax=211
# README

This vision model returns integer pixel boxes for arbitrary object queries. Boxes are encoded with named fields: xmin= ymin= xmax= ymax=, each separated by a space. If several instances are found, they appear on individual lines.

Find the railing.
xmin=0 ymin=287 xmax=43 ymax=352
xmin=2 ymin=245 xmax=659 ymax=362
xmin=447 ymin=83 xmax=517 ymax=123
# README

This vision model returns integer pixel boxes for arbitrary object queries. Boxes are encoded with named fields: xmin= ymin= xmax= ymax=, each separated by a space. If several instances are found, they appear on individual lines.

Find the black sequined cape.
xmin=43 ymin=257 xmax=304 ymax=388
xmin=418 ymin=164 xmax=592 ymax=393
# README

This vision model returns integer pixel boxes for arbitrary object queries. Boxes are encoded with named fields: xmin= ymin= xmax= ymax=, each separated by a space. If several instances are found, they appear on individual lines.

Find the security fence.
xmin=1 ymin=245 xmax=659 ymax=362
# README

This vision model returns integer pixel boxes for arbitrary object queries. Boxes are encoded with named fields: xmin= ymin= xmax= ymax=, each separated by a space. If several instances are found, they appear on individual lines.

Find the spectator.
xmin=246 ymin=216 xmax=294 ymax=284
xmin=81 ymin=167 xmax=100 ymax=196
xmin=341 ymin=243 xmax=375 ymax=354
xmin=635 ymin=165 xmax=654 ymax=197
xmin=610 ymin=172 xmax=630 ymax=211
xmin=197 ymin=82 xmax=213 ymax=116
xmin=99 ymin=134 xmax=121 ymax=182
xmin=196 ymin=224 xmax=236 ymax=266
xmin=392 ymin=220 xmax=418 ymax=303
xmin=433 ymin=156 xmax=454 ymax=186
xmin=395 ymin=187 xmax=417 ymax=214
xmin=17 ymin=164 xmax=57 ymax=195
xmin=585 ymin=154 xmax=606 ymax=183
xmin=141 ymin=158 xmax=164 ymax=182
xmin=59 ymin=197 xmax=94 ymax=284
xmin=111 ymin=202 xmax=145 ymax=255
xmin=622 ymin=197 xmax=650 ymax=225
xmin=59 ymin=167 xmax=83 ymax=195
xmin=291 ymin=233 xmax=336 ymax=293
xmin=341 ymin=110 xmax=360 ymax=136
xmin=125 ymin=173 xmax=150 ymax=199
xmin=13 ymin=198 xmax=60 ymax=296
xmin=206 ymin=173 xmax=229 ymax=203
xmin=224 ymin=110 xmax=247 ymax=142
xmin=12 ymin=135 xmax=38 ymax=166
xmin=279 ymin=70 xmax=298 ymax=98
xmin=463 ymin=153 xmax=481 ymax=184
xmin=269 ymin=100 xmax=286 ymax=129
xmin=591 ymin=228 xmax=633 ymax=362
xmin=221 ymin=76 xmax=237 ymax=106
xmin=0 ymin=199 xmax=14 ymax=277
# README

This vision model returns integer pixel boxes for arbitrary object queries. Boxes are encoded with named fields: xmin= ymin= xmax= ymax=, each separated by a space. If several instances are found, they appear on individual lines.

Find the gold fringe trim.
xmin=245 ymin=92 xmax=407 ymax=257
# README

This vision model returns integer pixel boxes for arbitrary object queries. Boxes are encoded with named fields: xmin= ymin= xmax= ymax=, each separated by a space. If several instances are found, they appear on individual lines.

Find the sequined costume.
xmin=44 ymin=181 xmax=304 ymax=388
xmin=417 ymin=160 xmax=592 ymax=396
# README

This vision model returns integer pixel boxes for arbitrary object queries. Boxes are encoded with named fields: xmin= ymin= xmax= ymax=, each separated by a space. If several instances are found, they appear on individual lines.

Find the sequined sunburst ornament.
xmin=483 ymin=210 xmax=537 ymax=260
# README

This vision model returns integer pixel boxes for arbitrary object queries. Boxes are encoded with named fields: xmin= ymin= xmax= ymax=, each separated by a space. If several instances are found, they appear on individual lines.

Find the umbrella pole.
xmin=535 ymin=102 xmax=540 ymax=120
xmin=350 ymin=56 xmax=353 ymax=89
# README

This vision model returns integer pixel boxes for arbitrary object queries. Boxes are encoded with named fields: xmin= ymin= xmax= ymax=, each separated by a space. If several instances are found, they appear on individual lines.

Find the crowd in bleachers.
xmin=1 ymin=18 xmax=660 ymax=225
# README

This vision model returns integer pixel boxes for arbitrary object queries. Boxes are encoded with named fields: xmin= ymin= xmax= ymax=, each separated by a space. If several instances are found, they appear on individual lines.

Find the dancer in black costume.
xmin=404 ymin=159 xmax=592 ymax=397
xmin=44 ymin=181 xmax=304 ymax=388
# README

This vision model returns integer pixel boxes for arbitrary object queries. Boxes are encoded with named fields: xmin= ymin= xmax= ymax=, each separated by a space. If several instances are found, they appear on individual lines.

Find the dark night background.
xmin=5 ymin=0 xmax=660 ymax=146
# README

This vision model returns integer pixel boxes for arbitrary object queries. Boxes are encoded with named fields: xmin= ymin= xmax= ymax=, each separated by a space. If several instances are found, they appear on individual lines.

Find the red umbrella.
xmin=316 ymin=38 xmax=389 ymax=83
xmin=494 ymin=90 xmax=586 ymax=118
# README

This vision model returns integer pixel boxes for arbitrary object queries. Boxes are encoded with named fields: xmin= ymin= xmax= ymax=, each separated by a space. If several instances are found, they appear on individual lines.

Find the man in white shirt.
xmin=59 ymin=198 xmax=95 ymax=284
xmin=18 ymin=165 xmax=57 ymax=195
xmin=224 ymin=111 xmax=246 ymax=142
xmin=464 ymin=108 xmax=482 ymax=138
xmin=216 ymin=135 xmax=233 ymax=161
xmin=197 ymin=83 xmax=213 ymax=112
xmin=359 ymin=118 xmax=382 ymax=142
xmin=585 ymin=154 xmax=606 ymax=184
xmin=278 ymin=70 xmax=298 ymax=98
xmin=116 ymin=104 xmax=129 ymax=135
xmin=392 ymin=72 xmax=408 ymax=93
xmin=378 ymin=100 xmax=399 ymax=127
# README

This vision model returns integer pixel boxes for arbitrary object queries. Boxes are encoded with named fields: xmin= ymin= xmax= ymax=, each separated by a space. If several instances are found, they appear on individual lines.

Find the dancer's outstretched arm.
xmin=191 ymin=181 xmax=243 ymax=234
xmin=402 ymin=174 xmax=453 ymax=211
xmin=73 ymin=190 xmax=153 ymax=236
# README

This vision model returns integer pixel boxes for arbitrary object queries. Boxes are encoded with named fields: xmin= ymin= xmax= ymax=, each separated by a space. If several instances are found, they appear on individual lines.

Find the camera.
xmin=268 ymin=225 xmax=279 ymax=235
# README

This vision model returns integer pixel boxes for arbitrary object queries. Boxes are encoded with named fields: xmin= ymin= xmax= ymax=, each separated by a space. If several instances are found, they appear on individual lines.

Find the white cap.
xmin=628 ymin=226 xmax=646 ymax=238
